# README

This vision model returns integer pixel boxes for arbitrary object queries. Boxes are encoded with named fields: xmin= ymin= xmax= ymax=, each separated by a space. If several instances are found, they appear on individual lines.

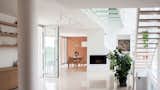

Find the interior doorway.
xmin=59 ymin=36 xmax=87 ymax=72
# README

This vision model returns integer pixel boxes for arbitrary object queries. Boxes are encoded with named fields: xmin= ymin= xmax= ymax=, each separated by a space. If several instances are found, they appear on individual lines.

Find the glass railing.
xmin=147 ymin=42 xmax=160 ymax=90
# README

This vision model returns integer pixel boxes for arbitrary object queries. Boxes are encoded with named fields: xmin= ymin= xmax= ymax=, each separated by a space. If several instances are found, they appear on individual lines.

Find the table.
xmin=68 ymin=56 xmax=82 ymax=68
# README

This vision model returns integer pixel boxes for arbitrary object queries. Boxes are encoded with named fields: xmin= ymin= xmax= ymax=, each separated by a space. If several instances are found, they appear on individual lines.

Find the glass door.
xmin=43 ymin=26 xmax=59 ymax=78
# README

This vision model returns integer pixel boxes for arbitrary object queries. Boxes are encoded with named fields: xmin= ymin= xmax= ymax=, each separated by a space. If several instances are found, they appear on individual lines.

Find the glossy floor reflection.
xmin=43 ymin=66 xmax=133 ymax=90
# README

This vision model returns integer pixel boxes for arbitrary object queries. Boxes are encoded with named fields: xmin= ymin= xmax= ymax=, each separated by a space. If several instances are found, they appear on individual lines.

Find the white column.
xmin=18 ymin=0 xmax=40 ymax=90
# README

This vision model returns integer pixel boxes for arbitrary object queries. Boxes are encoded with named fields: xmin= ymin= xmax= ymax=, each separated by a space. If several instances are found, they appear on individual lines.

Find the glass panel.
xmin=83 ymin=8 xmax=121 ymax=24
xmin=43 ymin=26 xmax=59 ymax=78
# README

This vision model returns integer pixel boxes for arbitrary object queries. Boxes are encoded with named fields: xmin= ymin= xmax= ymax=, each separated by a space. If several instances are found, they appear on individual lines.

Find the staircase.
xmin=135 ymin=8 xmax=160 ymax=73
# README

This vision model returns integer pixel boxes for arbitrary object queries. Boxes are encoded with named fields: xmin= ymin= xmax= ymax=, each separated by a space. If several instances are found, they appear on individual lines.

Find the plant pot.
xmin=119 ymin=77 xmax=127 ymax=87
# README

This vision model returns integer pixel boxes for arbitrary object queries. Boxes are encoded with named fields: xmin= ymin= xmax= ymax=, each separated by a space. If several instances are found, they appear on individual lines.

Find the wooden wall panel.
xmin=67 ymin=37 xmax=87 ymax=64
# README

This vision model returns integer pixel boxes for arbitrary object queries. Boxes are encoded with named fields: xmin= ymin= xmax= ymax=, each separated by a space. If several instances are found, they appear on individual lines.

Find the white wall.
xmin=87 ymin=29 xmax=105 ymax=55
xmin=87 ymin=29 xmax=106 ymax=71
xmin=0 ymin=13 xmax=17 ymax=67
xmin=104 ymin=8 xmax=137 ymax=56
xmin=0 ymin=48 xmax=17 ymax=67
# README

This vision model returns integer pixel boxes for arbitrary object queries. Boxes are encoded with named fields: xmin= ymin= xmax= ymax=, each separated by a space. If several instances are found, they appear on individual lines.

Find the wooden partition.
xmin=67 ymin=37 xmax=87 ymax=65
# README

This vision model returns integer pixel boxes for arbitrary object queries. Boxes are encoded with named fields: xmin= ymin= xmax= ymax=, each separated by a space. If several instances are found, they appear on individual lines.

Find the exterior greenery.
xmin=142 ymin=31 xmax=148 ymax=48
xmin=107 ymin=48 xmax=132 ymax=86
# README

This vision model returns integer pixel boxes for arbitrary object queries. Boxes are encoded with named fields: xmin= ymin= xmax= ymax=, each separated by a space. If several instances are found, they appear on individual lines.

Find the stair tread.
xmin=136 ymin=43 xmax=158 ymax=44
xmin=137 ymin=37 xmax=160 ymax=39
xmin=138 ymin=26 xmax=160 ymax=28
xmin=136 ymin=52 xmax=153 ymax=53
xmin=139 ymin=19 xmax=160 ymax=22
xmin=136 ymin=47 xmax=157 ymax=48
xmin=137 ymin=32 xmax=160 ymax=34
xmin=139 ymin=11 xmax=160 ymax=15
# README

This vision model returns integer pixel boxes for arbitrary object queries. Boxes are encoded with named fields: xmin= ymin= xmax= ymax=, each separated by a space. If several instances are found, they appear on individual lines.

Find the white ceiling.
xmin=37 ymin=0 xmax=100 ymax=29
xmin=0 ymin=0 xmax=101 ymax=35
xmin=1 ymin=0 xmax=160 ymax=17
xmin=57 ymin=0 xmax=160 ymax=8
xmin=1 ymin=0 xmax=160 ymax=35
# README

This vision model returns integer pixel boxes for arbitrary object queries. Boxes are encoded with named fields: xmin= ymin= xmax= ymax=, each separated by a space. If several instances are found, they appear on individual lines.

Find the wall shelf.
xmin=0 ymin=32 xmax=17 ymax=38
xmin=0 ymin=44 xmax=17 ymax=48
xmin=0 ymin=21 xmax=18 ymax=48
xmin=0 ymin=21 xmax=17 ymax=27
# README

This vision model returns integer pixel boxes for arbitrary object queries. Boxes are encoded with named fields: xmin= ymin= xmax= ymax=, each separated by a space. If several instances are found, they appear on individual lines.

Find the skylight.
xmin=81 ymin=8 xmax=122 ymax=29
xmin=90 ymin=8 xmax=121 ymax=21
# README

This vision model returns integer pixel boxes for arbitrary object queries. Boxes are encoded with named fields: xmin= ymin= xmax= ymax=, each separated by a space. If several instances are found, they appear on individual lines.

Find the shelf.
xmin=0 ymin=21 xmax=18 ymax=48
xmin=0 ymin=21 xmax=17 ymax=27
xmin=0 ymin=44 xmax=17 ymax=48
xmin=0 ymin=32 xmax=17 ymax=38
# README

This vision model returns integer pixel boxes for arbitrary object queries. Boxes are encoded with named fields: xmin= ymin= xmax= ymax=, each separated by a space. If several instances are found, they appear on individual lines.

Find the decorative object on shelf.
xmin=13 ymin=60 xmax=18 ymax=67
xmin=142 ymin=31 xmax=148 ymax=48
xmin=107 ymin=48 xmax=132 ymax=87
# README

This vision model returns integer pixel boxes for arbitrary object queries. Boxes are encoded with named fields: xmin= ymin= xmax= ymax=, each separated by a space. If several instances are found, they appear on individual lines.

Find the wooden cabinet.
xmin=0 ymin=67 xmax=18 ymax=90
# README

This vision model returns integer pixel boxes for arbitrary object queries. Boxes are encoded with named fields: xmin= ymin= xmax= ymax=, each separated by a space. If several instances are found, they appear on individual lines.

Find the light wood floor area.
xmin=42 ymin=66 xmax=133 ymax=90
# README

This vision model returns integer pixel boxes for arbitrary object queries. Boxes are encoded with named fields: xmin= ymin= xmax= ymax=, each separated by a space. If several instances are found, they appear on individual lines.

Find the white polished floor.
xmin=42 ymin=67 xmax=133 ymax=90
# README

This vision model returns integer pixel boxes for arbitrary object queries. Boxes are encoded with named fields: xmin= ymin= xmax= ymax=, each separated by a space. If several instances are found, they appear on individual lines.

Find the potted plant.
xmin=107 ymin=51 xmax=116 ymax=70
xmin=108 ymin=48 xmax=132 ymax=87
xmin=142 ymin=31 xmax=148 ymax=48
